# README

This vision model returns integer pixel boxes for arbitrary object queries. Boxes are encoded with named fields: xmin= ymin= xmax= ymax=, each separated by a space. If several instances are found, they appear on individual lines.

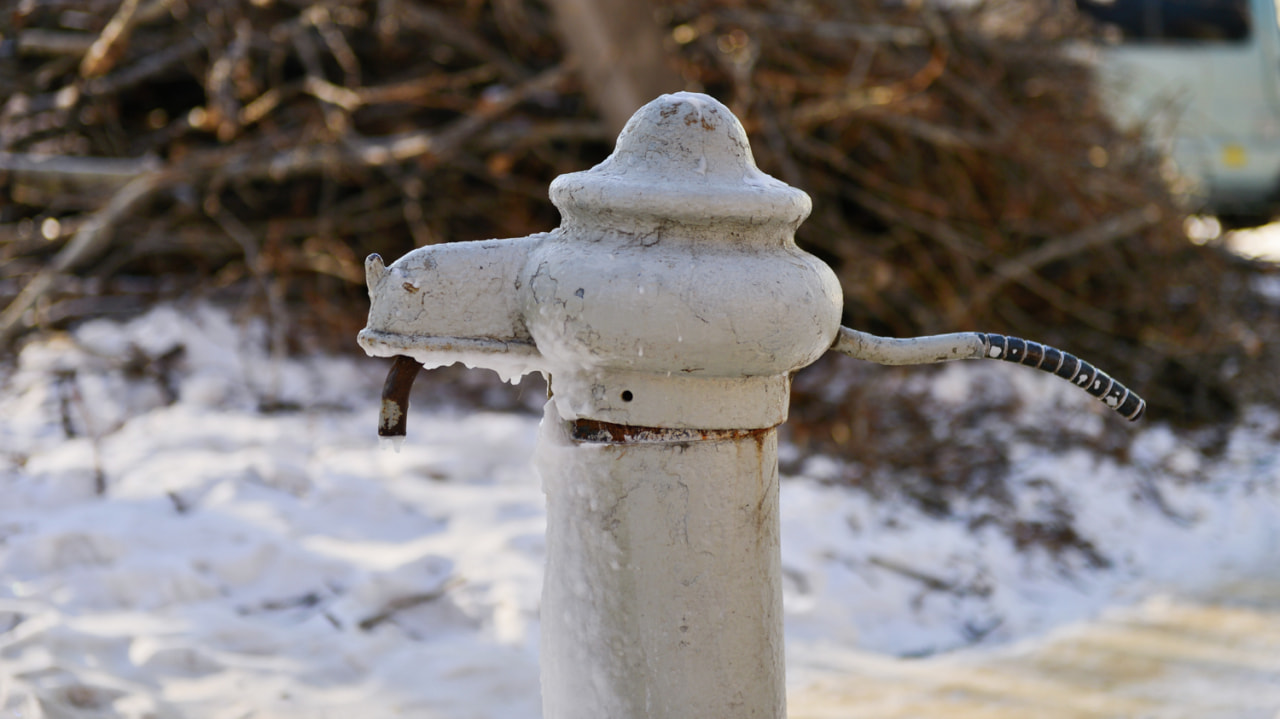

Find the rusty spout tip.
xmin=379 ymin=355 xmax=422 ymax=439
xmin=378 ymin=401 xmax=408 ymax=437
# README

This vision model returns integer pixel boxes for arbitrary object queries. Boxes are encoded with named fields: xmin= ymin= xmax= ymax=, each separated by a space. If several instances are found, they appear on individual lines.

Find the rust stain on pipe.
xmin=379 ymin=355 xmax=422 ymax=437
xmin=571 ymin=418 xmax=772 ymax=444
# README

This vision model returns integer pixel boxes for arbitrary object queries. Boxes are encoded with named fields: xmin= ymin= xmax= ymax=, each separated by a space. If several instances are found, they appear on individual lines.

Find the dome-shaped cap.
xmin=549 ymin=92 xmax=811 ymax=227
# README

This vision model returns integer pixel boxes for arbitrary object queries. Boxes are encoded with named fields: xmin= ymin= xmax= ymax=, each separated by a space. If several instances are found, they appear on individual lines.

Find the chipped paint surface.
xmin=537 ymin=401 xmax=785 ymax=719
xmin=360 ymin=92 xmax=841 ymax=432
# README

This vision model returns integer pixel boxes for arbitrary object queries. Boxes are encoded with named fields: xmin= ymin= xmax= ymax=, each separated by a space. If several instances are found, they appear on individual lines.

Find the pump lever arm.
xmin=831 ymin=327 xmax=1146 ymax=421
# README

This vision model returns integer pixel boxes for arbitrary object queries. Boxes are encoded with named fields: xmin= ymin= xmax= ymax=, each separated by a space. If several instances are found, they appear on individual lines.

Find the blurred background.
xmin=4 ymin=0 xmax=1279 ymax=510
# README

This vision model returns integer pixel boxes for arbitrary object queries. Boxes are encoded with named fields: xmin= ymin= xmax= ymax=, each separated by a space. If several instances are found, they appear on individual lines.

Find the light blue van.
xmin=1078 ymin=0 xmax=1280 ymax=225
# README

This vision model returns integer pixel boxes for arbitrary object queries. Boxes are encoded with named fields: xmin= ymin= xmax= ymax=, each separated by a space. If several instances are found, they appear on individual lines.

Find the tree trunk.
xmin=546 ymin=0 xmax=684 ymax=136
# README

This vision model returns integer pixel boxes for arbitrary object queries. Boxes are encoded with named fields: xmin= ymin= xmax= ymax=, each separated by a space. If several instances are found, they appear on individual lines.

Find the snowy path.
xmin=2 ymin=303 xmax=1279 ymax=717
xmin=791 ymin=584 xmax=1280 ymax=718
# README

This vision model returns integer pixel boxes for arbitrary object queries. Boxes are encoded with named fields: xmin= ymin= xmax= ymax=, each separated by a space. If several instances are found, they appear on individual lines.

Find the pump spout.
xmin=359 ymin=234 xmax=547 ymax=437
xmin=379 ymin=355 xmax=422 ymax=437
xmin=358 ymin=235 xmax=544 ymax=367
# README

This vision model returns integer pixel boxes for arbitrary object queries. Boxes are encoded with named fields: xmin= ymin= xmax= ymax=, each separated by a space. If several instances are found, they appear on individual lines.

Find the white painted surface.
xmin=537 ymin=404 xmax=785 ymax=719
xmin=834 ymin=327 xmax=984 ymax=365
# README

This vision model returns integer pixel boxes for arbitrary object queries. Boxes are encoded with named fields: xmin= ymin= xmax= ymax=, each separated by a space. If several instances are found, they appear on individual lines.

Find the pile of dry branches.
xmin=1 ymin=0 xmax=585 ymax=357
xmin=2 ymin=0 xmax=1276 ymax=430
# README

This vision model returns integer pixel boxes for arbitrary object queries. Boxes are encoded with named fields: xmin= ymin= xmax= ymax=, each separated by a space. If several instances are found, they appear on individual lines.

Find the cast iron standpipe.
xmin=358 ymin=92 xmax=1143 ymax=719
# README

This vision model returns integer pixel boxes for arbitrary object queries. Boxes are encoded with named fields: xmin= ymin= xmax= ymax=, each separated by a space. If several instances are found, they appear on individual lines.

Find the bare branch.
xmin=0 ymin=172 xmax=167 ymax=346
xmin=15 ymin=30 xmax=95 ymax=58
xmin=0 ymin=152 xmax=161 ymax=189
xmin=545 ymin=0 xmax=683 ymax=135
xmin=967 ymin=205 xmax=1163 ymax=312
xmin=80 ymin=0 xmax=143 ymax=78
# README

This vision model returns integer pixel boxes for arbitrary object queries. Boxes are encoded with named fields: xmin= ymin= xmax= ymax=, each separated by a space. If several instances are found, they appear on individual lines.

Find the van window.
xmin=1076 ymin=0 xmax=1251 ymax=42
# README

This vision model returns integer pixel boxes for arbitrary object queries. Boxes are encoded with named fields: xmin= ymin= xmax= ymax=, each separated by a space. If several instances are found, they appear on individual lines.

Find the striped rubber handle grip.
xmin=976 ymin=333 xmax=1146 ymax=421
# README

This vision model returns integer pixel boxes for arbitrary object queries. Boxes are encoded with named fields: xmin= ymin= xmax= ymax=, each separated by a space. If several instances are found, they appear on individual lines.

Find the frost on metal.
xmin=359 ymin=91 xmax=844 ymax=435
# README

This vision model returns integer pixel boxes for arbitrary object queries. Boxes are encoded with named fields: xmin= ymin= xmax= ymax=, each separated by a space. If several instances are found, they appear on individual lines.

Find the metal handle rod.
xmin=832 ymin=326 xmax=1146 ymax=421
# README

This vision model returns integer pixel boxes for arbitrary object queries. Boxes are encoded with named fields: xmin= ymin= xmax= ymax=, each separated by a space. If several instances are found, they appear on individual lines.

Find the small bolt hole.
xmin=620 ymin=390 xmax=634 ymax=402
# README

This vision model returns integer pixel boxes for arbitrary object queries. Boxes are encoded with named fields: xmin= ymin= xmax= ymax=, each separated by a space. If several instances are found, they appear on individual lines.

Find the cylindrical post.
xmin=537 ymin=406 xmax=785 ymax=719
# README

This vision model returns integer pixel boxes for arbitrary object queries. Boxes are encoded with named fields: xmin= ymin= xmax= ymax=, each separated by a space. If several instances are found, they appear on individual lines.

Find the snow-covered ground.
xmin=2 ymin=301 xmax=1279 ymax=717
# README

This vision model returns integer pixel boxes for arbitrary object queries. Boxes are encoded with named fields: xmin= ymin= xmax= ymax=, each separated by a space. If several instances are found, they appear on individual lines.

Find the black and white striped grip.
xmin=976 ymin=333 xmax=1146 ymax=421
